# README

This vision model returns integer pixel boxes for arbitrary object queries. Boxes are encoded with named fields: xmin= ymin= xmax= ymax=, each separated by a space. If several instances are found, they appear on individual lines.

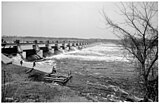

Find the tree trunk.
xmin=141 ymin=64 xmax=150 ymax=101
xmin=144 ymin=76 xmax=149 ymax=101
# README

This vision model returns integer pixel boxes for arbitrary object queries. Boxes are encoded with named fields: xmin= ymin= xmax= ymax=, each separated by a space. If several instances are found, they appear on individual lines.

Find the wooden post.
xmin=2 ymin=70 xmax=6 ymax=102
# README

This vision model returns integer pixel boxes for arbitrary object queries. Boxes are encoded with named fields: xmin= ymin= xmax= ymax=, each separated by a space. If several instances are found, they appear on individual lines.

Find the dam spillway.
xmin=2 ymin=39 xmax=94 ymax=61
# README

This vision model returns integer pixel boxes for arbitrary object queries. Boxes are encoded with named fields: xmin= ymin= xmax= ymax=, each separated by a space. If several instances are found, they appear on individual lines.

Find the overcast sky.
xmin=2 ymin=2 xmax=124 ymax=39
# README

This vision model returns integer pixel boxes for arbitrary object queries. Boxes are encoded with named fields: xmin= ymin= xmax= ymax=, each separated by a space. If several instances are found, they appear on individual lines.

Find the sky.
xmin=2 ymin=2 xmax=158 ymax=39
xmin=2 ymin=2 xmax=122 ymax=39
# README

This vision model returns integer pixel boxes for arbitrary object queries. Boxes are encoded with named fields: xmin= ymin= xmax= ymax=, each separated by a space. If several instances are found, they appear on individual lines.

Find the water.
xmin=11 ymin=42 xmax=130 ymax=73
xmin=12 ymin=42 xmax=129 ymax=63
xmin=11 ymin=42 xmax=136 ymax=101
xmin=47 ymin=43 xmax=129 ymax=62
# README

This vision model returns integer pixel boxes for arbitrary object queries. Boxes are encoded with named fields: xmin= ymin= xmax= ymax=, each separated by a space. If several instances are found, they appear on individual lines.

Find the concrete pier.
xmin=1 ymin=39 xmax=95 ymax=74
xmin=61 ymin=41 xmax=66 ymax=50
xmin=2 ymin=39 xmax=91 ymax=61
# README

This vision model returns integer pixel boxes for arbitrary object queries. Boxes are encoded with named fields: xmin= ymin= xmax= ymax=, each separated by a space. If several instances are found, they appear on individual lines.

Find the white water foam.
xmin=12 ymin=43 xmax=129 ymax=66
xmin=10 ymin=43 xmax=130 ymax=73
xmin=47 ymin=43 xmax=130 ymax=62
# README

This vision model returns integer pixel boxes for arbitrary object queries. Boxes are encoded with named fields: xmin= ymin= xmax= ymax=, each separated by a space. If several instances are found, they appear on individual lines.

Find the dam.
xmin=1 ymin=39 xmax=95 ymax=73
xmin=2 ymin=39 xmax=93 ymax=60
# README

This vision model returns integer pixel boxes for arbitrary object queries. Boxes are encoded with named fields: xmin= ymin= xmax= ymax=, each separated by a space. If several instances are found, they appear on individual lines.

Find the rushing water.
xmin=52 ymin=43 xmax=137 ymax=102
xmin=7 ymin=42 xmax=140 ymax=102
xmin=11 ymin=42 xmax=130 ymax=73
xmin=10 ymin=42 xmax=137 ymax=101
xmin=47 ymin=43 xmax=129 ymax=62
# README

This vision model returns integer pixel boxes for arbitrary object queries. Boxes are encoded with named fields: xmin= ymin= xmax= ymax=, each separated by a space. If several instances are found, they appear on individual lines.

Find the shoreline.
xmin=2 ymin=57 xmax=144 ymax=102
xmin=2 ymin=63 xmax=90 ymax=102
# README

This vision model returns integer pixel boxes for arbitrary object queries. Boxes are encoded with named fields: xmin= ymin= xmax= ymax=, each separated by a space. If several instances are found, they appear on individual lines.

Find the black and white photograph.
xmin=1 ymin=0 xmax=158 ymax=102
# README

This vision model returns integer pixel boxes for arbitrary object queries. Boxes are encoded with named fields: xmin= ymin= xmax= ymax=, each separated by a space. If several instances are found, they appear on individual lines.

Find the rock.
xmin=107 ymin=94 xmax=121 ymax=102
xmin=126 ymin=95 xmax=143 ymax=102
xmin=5 ymin=97 xmax=14 ymax=102
xmin=107 ymin=85 xmax=129 ymax=98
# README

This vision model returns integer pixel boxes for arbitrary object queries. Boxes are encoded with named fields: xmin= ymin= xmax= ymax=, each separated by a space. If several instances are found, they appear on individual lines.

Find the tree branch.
xmin=146 ymin=50 xmax=158 ymax=78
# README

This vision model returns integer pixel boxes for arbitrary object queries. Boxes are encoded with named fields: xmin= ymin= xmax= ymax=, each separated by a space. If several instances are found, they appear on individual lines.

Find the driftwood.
xmin=44 ymin=75 xmax=72 ymax=85
xmin=26 ymin=68 xmax=34 ymax=74
xmin=44 ymin=77 xmax=66 ymax=81
xmin=47 ymin=73 xmax=69 ymax=78
xmin=87 ymin=82 xmax=144 ymax=102
xmin=54 ymin=76 xmax=72 ymax=85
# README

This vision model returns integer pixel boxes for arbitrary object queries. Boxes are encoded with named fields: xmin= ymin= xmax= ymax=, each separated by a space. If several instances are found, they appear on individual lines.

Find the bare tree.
xmin=103 ymin=2 xmax=158 ymax=101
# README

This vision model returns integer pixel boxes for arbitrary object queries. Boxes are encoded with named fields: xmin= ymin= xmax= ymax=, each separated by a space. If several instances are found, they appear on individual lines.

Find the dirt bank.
xmin=2 ymin=58 xmax=144 ymax=102
xmin=2 ymin=63 xmax=90 ymax=102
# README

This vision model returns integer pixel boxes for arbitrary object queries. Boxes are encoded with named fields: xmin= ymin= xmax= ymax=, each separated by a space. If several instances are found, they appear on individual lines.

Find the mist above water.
xmin=48 ymin=43 xmax=129 ymax=62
